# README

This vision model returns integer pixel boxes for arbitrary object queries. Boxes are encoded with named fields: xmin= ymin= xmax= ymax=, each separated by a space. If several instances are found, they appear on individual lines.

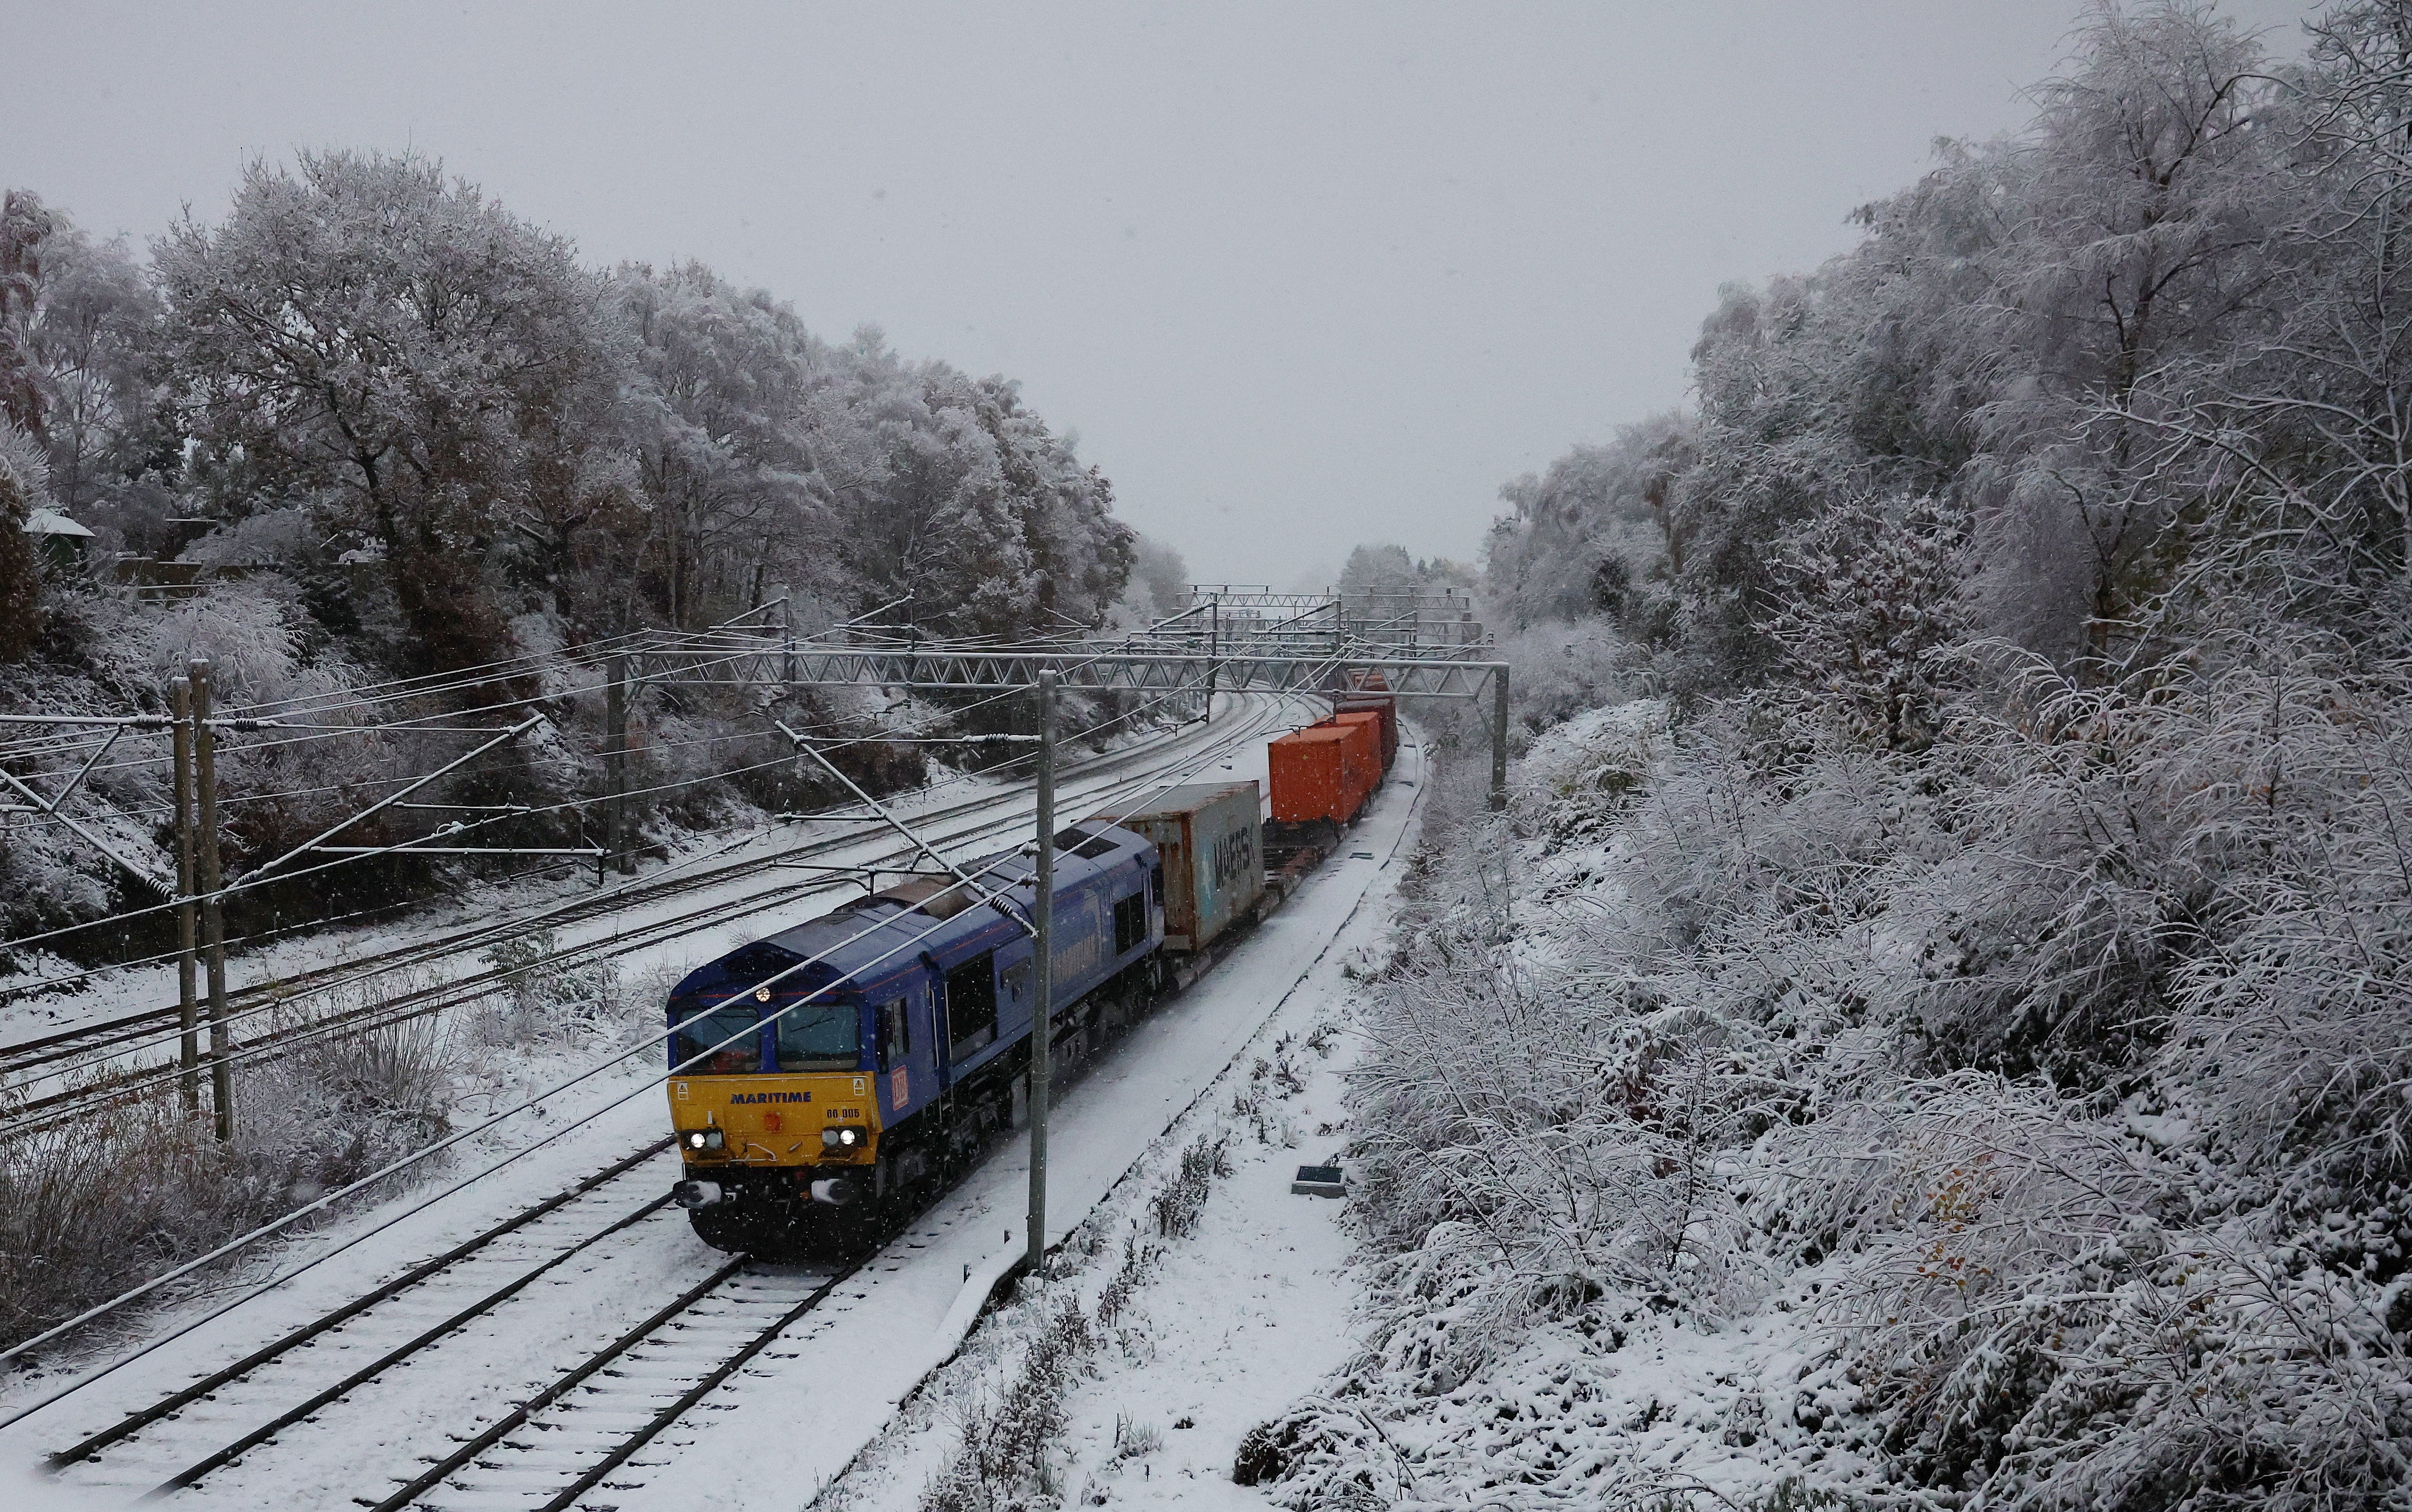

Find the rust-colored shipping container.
xmin=1103 ymin=780 xmax=1263 ymax=951
xmin=1329 ymin=710 xmax=1386 ymax=780
xmin=1332 ymin=692 xmax=1398 ymax=767
xmin=1334 ymin=716 xmax=1380 ymax=814
xmin=1269 ymin=725 xmax=1362 ymax=825
xmin=1343 ymin=671 xmax=1397 ymax=749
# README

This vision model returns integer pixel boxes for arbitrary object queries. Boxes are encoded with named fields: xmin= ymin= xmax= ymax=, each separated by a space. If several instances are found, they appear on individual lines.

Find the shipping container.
xmin=1332 ymin=692 xmax=1398 ymax=767
xmin=1103 ymin=780 xmax=1264 ymax=952
xmin=1269 ymin=725 xmax=1363 ymax=825
xmin=1329 ymin=710 xmax=1386 ymax=779
xmin=1337 ymin=716 xmax=1380 ymax=813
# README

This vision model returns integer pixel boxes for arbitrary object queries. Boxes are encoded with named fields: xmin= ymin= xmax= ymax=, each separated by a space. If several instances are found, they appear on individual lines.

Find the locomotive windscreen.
xmin=774 ymin=1001 xmax=861 ymax=1070
xmin=667 ymin=940 xmax=810 ymax=1074
xmin=673 ymin=1001 xmax=761 ymax=1073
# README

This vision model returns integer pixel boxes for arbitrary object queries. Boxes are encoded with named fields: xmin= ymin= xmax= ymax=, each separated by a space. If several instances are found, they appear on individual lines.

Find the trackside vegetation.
xmin=1252 ymin=5 xmax=2412 ymax=1507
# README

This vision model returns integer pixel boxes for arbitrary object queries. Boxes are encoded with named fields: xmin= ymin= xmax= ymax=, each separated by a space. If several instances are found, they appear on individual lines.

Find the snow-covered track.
xmin=365 ymin=1260 xmax=853 ymax=1512
xmin=0 ymin=700 xmax=1299 ymax=1139
xmin=44 ymin=1140 xmax=681 ymax=1495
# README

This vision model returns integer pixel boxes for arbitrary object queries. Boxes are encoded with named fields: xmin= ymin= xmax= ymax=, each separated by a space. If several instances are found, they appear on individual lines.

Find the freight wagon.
xmin=1106 ymin=780 xmax=1263 ymax=952
xmin=1267 ymin=724 xmax=1362 ymax=825
xmin=1334 ymin=673 xmax=1399 ymax=768
xmin=1329 ymin=710 xmax=1386 ymax=786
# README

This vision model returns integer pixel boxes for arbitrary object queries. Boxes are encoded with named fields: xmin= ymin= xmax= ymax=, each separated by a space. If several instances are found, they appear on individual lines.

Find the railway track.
xmin=44 ymin=1133 xmax=865 ymax=1510
xmin=22 ymin=696 xmax=1400 ymax=1509
xmin=0 ymin=699 xmax=1297 ymax=1139
xmin=44 ymin=1140 xmax=686 ymax=1498
xmin=364 ymin=1259 xmax=853 ymax=1512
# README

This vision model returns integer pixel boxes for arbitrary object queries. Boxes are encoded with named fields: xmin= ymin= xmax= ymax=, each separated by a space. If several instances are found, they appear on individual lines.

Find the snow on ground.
xmin=634 ymin=734 xmax=1424 ymax=1512
xmin=0 ymin=697 xmax=1378 ymax=1511
xmin=818 ymin=894 xmax=1398 ymax=1512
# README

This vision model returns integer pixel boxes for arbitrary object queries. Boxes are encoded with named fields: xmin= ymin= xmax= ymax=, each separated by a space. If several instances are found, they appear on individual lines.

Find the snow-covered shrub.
xmin=1296 ymin=619 xmax=2412 ymax=1505
xmin=478 ymin=928 xmax=626 ymax=1047
xmin=1494 ymin=617 xmax=1655 ymax=738
xmin=0 ymin=417 xmax=48 ymax=659
xmin=233 ymin=1000 xmax=453 ymax=1194
xmin=919 ymin=1296 xmax=1095 ymax=1512
xmin=0 ymin=995 xmax=453 ymax=1351
xmin=1513 ymin=697 xmax=1667 ymax=842
xmin=0 ymin=1093 xmax=275 ymax=1352
xmin=1147 ymin=1132 xmax=1230 ymax=1239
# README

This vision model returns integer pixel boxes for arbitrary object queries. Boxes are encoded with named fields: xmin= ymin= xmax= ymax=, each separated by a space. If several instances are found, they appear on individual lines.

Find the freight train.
xmin=663 ymin=694 xmax=1395 ymax=1255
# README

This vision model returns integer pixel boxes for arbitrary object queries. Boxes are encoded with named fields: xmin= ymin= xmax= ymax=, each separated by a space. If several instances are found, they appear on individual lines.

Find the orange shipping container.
xmin=1269 ymin=725 xmax=1360 ymax=824
xmin=1333 ymin=693 xmax=1398 ymax=767
xmin=1329 ymin=711 xmax=1386 ymax=780
xmin=1336 ymin=717 xmax=1379 ymax=814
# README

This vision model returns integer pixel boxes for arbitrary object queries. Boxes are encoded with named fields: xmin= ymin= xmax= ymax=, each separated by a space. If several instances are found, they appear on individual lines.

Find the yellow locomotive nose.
xmin=668 ymin=1075 xmax=878 ymax=1168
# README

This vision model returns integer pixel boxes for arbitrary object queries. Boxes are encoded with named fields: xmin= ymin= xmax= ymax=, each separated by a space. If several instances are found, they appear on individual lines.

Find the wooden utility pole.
xmin=605 ymin=653 xmax=632 ymax=876
xmin=170 ymin=675 xmax=199 ymax=1115
xmin=190 ymin=657 xmax=232 ymax=1141
xmin=1027 ymin=669 xmax=1056 ymax=1279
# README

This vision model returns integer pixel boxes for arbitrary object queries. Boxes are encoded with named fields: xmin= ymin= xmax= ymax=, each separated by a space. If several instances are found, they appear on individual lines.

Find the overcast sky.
xmin=5 ymin=1 xmax=2315 ymax=587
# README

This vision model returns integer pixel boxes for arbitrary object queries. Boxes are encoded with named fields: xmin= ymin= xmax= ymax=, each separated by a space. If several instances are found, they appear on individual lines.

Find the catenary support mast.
xmin=171 ymin=675 xmax=200 ymax=1114
xmin=1028 ymin=670 xmax=1056 ymax=1278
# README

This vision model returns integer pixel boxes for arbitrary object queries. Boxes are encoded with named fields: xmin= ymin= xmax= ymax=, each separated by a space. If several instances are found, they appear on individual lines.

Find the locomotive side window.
xmin=1112 ymin=889 xmax=1147 ymax=954
xmin=774 ymin=999 xmax=861 ymax=1071
xmin=875 ymin=997 xmax=910 ymax=1069
xmin=944 ymin=953 xmax=998 ymax=1058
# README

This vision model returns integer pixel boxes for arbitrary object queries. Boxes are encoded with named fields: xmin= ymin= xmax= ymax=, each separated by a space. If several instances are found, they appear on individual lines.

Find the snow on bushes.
xmin=1248 ymin=623 xmax=2412 ymax=1507
xmin=0 ymin=1003 xmax=453 ymax=1353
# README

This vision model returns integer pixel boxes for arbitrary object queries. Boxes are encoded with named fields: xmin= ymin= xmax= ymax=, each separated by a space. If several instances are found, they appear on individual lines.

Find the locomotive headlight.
xmin=685 ymin=1127 xmax=726 ymax=1153
xmin=820 ymin=1125 xmax=866 ymax=1152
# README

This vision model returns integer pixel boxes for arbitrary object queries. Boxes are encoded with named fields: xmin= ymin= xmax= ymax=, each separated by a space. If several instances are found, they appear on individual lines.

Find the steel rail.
xmin=0 ymin=705 xmax=1262 ymax=1098
xmin=517 ymin=1267 xmax=855 ymax=1512
xmin=0 ymin=696 xmax=1252 ymax=1080
xmin=0 ymin=706 xmax=1248 ymax=1080
xmin=39 ymin=690 xmax=1349 ymax=1507
xmin=141 ymin=1190 xmax=680 ymax=1495
xmin=361 ymin=1259 xmax=852 ymax=1512
xmin=44 ymin=1137 xmax=677 ymax=1472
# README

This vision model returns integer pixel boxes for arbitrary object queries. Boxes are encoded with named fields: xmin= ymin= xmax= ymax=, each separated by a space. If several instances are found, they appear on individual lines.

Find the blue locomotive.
xmin=663 ymin=821 xmax=1168 ymax=1253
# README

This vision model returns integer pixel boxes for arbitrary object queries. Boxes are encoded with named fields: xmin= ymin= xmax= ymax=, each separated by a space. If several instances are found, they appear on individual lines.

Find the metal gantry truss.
xmin=622 ymin=584 xmax=1513 ymax=808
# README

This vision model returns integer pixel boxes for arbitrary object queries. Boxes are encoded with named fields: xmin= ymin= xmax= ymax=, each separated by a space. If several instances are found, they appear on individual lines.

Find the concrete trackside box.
xmin=1107 ymin=780 xmax=1263 ymax=952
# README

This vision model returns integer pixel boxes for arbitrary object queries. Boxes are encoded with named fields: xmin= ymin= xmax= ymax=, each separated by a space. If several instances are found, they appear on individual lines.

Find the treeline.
xmin=1277 ymin=5 xmax=2412 ymax=1509
xmin=1 ymin=151 xmax=1133 ymax=666
xmin=0 ymin=153 xmax=1139 ymax=959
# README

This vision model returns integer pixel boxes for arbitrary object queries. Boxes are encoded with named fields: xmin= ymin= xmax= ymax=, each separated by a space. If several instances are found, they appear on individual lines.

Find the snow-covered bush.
xmin=1288 ymin=618 xmax=2412 ymax=1505
xmin=477 ymin=928 xmax=627 ymax=1048
xmin=0 ymin=989 xmax=453 ymax=1351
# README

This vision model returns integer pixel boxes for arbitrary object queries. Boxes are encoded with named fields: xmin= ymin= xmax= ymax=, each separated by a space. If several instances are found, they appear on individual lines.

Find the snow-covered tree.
xmin=155 ymin=150 xmax=629 ymax=671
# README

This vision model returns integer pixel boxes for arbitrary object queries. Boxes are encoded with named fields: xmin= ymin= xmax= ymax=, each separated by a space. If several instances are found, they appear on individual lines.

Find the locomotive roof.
xmin=751 ymin=820 xmax=1152 ymax=992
